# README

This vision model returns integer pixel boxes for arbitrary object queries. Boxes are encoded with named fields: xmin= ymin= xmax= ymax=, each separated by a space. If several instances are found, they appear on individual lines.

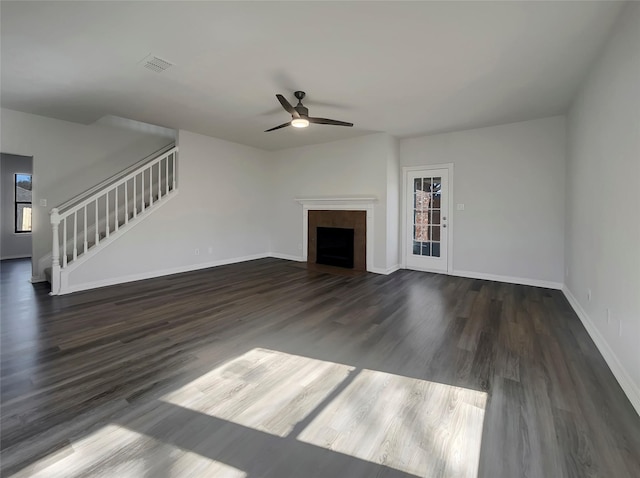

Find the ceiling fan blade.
xmin=264 ymin=121 xmax=291 ymax=132
xmin=308 ymin=117 xmax=353 ymax=127
xmin=276 ymin=94 xmax=300 ymax=118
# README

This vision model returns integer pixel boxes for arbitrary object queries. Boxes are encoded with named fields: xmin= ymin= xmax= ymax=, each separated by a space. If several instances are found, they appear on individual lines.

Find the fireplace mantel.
xmin=297 ymin=197 xmax=376 ymax=273
xmin=295 ymin=197 xmax=378 ymax=206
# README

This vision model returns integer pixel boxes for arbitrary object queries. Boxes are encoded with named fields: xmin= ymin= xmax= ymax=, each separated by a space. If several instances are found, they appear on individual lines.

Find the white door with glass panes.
xmin=406 ymin=168 xmax=449 ymax=272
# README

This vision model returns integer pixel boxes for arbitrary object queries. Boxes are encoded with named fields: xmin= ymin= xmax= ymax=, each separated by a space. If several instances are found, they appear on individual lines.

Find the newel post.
xmin=50 ymin=208 xmax=61 ymax=295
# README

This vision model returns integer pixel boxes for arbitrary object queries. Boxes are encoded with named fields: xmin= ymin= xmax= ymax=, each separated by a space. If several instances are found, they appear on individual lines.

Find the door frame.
xmin=401 ymin=163 xmax=454 ymax=274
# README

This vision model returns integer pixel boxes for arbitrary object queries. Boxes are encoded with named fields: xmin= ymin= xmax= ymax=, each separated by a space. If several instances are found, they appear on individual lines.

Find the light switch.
xmin=456 ymin=203 xmax=465 ymax=211
xmin=39 ymin=199 xmax=47 ymax=207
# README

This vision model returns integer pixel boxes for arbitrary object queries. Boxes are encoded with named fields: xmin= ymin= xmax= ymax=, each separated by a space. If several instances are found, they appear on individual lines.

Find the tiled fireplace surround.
xmin=296 ymin=198 xmax=376 ymax=273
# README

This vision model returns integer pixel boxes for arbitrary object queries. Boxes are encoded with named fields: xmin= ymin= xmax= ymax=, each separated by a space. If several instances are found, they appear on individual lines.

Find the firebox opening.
xmin=316 ymin=227 xmax=355 ymax=269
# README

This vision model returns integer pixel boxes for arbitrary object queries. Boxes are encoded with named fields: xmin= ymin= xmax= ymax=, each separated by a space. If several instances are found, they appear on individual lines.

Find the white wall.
xmin=68 ymin=130 xmax=270 ymax=289
xmin=0 ymin=108 xmax=174 ymax=278
xmin=269 ymin=133 xmax=396 ymax=272
xmin=400 ymin=116 xmax=566 ymax=286
xmin=0 ymin=153 xmax=33 ymax=259
xmin=565 ymin=2 xmax=640 ymax=411
xmin=386 ymin=136 xmax=400 ymax=270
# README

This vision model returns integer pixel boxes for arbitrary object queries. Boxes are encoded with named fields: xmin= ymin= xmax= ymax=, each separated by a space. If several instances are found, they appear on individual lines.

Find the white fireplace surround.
xmin=295 ymin=197 xmax=377 ymax=273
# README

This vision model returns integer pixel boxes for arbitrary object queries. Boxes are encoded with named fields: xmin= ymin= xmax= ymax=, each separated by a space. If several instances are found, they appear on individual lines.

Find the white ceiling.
xmin=0 ymin=1 xmax=624 ymax=151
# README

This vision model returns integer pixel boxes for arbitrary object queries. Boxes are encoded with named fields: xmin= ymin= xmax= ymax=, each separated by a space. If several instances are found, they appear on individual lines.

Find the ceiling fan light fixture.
xmin=291 ymin=118 xmax=309 ymax=128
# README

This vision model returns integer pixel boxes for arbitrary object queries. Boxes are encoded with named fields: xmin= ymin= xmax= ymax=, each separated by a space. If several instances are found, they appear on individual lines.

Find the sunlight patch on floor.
xmin=9 ymin=424 xmax=246 ymax=478
xmin=297 ymin=368 xmax=487 ymax=478
xmin=160 ymin=348 xmax=354 ymax=437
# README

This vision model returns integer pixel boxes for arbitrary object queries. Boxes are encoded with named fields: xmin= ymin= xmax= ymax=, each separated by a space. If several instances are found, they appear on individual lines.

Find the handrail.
xmin=57 ymin=143 xmax=175 ymax=213
xmin=56 ymin=147 xmax=176 ymax=221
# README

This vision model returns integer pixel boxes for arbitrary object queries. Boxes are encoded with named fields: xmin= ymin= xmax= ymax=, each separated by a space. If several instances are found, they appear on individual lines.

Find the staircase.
xmin=46 ymin=145 xmax=178 ymax=295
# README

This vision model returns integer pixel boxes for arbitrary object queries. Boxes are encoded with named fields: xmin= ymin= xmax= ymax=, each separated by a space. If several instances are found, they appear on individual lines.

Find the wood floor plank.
xmin=1 ymin=258 xmax=639 ymax=477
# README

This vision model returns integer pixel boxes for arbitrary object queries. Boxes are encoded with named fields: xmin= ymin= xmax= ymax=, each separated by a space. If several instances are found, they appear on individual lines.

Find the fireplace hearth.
xmin=316 ymin=227 xmax=355 ymax=268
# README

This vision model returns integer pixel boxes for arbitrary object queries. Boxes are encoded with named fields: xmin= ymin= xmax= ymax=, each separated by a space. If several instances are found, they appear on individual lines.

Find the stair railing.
xmin=49 ymin=147 xmax=178 ymax=294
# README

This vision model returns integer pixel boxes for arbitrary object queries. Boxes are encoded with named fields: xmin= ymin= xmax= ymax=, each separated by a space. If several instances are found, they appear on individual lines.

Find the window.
xmin=15 ymin=174 xmax=32 ymax=233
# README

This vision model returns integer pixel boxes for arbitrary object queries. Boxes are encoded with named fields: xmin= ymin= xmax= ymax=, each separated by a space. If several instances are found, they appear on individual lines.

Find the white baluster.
xmin=106 ymin=191 xmax=110 ymax=238
xmin=62 ymin=217 xmax=67 ymax=267
xmin=73 ymin=211 xmax=77 ymax=261
xmin=172 ymin=153 xmax=176 ymax=190
xmin=157 ymin=162 xmax=162 ymax=200
xmin=141 ymin=171 xmax=145 ymax=212
xmin=50 ymin=208 xmax=61 ymax=295
xmin=125 ymin=180 xmax=129 ymax=224
xmin=133 ymin=173 xmax=138 ymax=218
xmin=165 ymin=157 xmax=169 ymax=195
xmin=95 ymin=199 xmax=99 ymax=246
xmin=83 ymin=206 xmax=88 ymax=254
xmin=115 ymin=185 xmax=119 ymax=232
xmin=149 ymin=166 xmax=154 ymax=207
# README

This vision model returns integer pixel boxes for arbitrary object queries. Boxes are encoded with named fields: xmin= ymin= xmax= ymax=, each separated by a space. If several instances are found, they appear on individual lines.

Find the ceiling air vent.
xmin=141 ymin=55 xmax=174 ymax=73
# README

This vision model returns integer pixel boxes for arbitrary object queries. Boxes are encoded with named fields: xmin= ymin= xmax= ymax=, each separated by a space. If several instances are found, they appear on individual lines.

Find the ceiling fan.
xmin=265 ymin=91 xmax=353 ymax=132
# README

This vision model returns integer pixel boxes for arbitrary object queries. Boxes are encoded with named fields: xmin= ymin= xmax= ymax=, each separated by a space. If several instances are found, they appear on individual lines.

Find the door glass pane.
xmin=416 ymin=189 xmax=430 ymax=211
xmin=421 ymin=242 xmax=431 ymax=256
xmin=414 ymin=175 xmax=432 ymax=243
xmin=432 ymin=210 xmax=441 ymax=225
xmin=432 ymin=226 xmax=440 ymax=241
xmin=415 ymin=218 xmax=429 ymax=241
xmin=413 ymin=241 xmax=420 ymax=255
xmin=432 ymin=242 xmax=440 ymax=257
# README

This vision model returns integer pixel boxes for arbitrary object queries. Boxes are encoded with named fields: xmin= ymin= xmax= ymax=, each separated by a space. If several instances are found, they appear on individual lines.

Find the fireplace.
xmin=316 ymin=227 xmax=355 ymax=268
xmin=307 ymin=210 xmax=367 ymax=271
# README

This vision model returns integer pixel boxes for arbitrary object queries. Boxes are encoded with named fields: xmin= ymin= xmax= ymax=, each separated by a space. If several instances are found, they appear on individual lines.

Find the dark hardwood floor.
xmin=1 ymin=258 xmax=639 ymax=477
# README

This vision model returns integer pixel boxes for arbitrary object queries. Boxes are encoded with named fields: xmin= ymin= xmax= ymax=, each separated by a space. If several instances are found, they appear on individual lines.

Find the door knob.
xmin=443 ymin=224 xmax=447 ymax=228
xmin=443 ymin=216 xmax=447 ymax=220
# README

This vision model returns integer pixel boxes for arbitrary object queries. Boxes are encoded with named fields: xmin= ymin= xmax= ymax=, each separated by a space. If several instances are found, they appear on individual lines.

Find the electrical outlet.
xmin=297 ymin=243 xmax=302 ymax=250
xmin=587 ymin=289 xmax=592 ymax=302
xmin=208 ymin=246 xmax=213 ymax=254
xmin=456 ymin=204 xmax=465 ymax=211
xmin=194 ymin=248 xmax=200 ymax=256
xmin=39 ymin=199 xmax=48 ymax=207
xmin=618 ymin=319 xmax=623 ymax=337
xmin=606 ymin=308 xmax=611 ymax=324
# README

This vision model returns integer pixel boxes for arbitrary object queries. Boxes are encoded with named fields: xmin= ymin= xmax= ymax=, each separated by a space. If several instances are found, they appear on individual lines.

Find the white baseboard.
xmin=61 ymin=253 xmax=270 ymax=295
xmin=451 ymin=269 xmax=563 ymax=290
xmin=1 ymin=254 xmax=31 ymax=260
xmin=384 ymin=264 xmax=401 ymax=275
xmin=562 ymin=286 xmax=640 ymax=417
xmin=269 ymin=252 xmax=304 ymax=262
xmin=30 ymin=275 xmax=47 ymax=283
xmin=368 ymin=265 xmax=400 ymax=275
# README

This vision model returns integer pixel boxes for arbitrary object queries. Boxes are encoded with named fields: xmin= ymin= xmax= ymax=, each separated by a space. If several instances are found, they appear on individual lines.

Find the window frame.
xmin=14 ymin=173 xmax=32 ymax=234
